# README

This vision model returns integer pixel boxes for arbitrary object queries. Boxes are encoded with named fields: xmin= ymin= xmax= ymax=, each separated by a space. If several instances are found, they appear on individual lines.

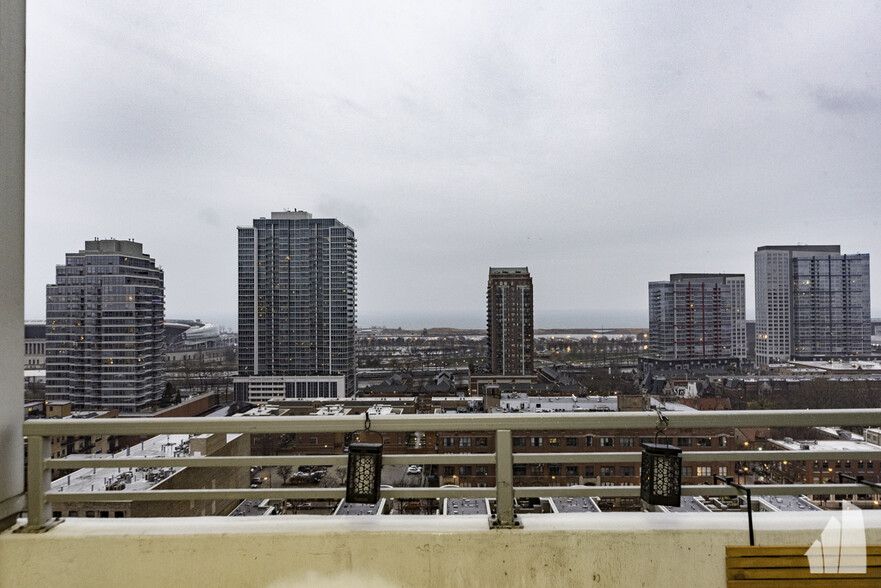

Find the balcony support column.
xmin=0 ymin=0 xmax=26 ymax=533
xmin=491 ymin=429 xmax=520 ymax=529
xmin=22 ymin=435 xmax=59 ymax=532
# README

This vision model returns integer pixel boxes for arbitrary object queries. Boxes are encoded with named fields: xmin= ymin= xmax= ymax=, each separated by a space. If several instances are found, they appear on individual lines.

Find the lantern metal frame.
xmin=345 ymin=413 xmax=384 ymax=504
xmin=640 ymin=442 xmax=682 ymax=506
xmin=639 ymin=408 xmax=682 ymax=507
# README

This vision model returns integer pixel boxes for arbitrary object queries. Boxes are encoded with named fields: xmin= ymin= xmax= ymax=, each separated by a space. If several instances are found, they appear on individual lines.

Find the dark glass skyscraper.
xmin=236 ymin=210 xmax=357 ymax=400
xmin=45 ymin=239 xmax=165 ymax=412
xmin=486 ymin=267 xmax=534 ymax=376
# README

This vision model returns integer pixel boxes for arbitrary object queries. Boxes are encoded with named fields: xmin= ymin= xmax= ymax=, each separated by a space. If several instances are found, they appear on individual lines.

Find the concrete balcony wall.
xmin=3 ymin=512 xmax=881 ymax=587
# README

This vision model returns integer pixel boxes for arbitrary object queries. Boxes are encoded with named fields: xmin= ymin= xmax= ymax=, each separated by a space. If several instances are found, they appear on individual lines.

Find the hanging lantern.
xmin=345 ymin=413 xmax=383 ymax=504
xmin=640 ymin=442 xmax=682 ymax=506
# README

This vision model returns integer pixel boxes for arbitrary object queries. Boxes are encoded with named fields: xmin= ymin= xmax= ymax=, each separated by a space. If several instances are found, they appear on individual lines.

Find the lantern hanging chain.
xmin=654 ymin=407 xmax=669 ymax=445
xmin=358 ymin=410 xmax=382 ymax=444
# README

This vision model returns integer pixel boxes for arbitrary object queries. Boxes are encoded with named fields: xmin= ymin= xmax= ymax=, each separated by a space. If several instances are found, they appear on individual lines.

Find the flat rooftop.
xmin=755 ymin=495 xmax=820 ymax=512
xmin=444 ymin=498 xmax=489 ymax=515
xmin=664 ymin=496 xmax=712 ymax=513
xmin=768 ymin=438 xmax=881 ymax=452
xmin=333 ymin=499 xmax=385 ymax=516
xmin=550 ymin=496 xmax=601 ymax=513
xmin=51 ymin=433 xmax=192 ymax=494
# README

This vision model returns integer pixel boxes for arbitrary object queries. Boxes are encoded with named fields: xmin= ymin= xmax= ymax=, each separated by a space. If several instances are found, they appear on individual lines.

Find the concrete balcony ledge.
xmin=3 ymin=512 xmax=881 ymax=587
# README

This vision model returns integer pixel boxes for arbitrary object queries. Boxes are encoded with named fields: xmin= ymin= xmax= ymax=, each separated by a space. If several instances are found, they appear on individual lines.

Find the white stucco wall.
xmin=3 ymin=512 xmax=881 ymax=587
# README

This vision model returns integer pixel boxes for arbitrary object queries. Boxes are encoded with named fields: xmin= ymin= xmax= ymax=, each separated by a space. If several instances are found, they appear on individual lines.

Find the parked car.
xmin=407 ymin=465 xmax=423 ymax=475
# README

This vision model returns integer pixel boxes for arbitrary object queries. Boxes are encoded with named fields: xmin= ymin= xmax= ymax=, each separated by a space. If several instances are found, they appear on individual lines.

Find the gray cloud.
xmin=813 ymin=86 xmax=881 ymax=114
xmin=24 ymin=1 xmax=881 ymax=327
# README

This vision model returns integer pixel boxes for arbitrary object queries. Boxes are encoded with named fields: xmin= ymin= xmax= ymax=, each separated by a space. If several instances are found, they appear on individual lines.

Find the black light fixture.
xmin=640 ymin=408 xmax=682 ymax=507
xmin=346 ymin=413 xmax=383 ymax=504
xmin=640 ymin=442 xmax=682 ymax=506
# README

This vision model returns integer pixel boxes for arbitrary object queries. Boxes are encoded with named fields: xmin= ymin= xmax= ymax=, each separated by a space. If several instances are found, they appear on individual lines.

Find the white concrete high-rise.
xmin=755 ymin=245 xmax=871 ymax=365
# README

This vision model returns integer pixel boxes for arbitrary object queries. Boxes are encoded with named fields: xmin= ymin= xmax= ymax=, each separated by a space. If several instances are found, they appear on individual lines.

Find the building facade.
xmin=755 ymin=245 xmax=871 ymax=365
xmin=486 ymin=267 xmax=534 ymax=376
xmin=45 ymin=239 xmax=165 ymax=412
xmin=236 ymin=210 xmax=357 ymax=400
xmin=647 ymin=273 xmax=746 ymax=368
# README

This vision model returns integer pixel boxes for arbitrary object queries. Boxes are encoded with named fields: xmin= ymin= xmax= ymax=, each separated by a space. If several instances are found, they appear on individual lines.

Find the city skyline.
xmin=23 ymin=2 xmax=881 ymax=327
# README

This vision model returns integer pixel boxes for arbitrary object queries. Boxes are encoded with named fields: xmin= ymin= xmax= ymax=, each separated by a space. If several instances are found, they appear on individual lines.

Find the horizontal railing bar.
xmin=22 ymin=408 xmax=881 ymax=436
xmin=45 ymin=482 xmax=881 ymax=504
xmin=45 ymin=456 xmax=346 ymax=469
xmin=513 ymin=483 xmax=881 ymax=499
xmin=45 ymin=453 xmax=495 ymax=470
xmin=682 ymin=450 xmax=881 ymax=462
xmin=513 ymin=452 xmax=639 ymax=464
xmin=45 ymin=487 xmax=495 ymax=503
xmin=512 ymin=449 xmax=881 ymax=464
xmin=47 ymin=489 xmax=345 ymax=502
xmin=43 ymin=449 xmax=881 ymax=471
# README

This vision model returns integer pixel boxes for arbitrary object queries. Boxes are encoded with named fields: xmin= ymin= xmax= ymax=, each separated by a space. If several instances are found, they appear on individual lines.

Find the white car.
xmin=407 ymin=465 xmax=423 ymax=475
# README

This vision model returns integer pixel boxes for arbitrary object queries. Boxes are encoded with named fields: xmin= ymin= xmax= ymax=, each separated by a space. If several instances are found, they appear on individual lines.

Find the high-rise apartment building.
xmin=486 ymin=267 xmax=534 ymax=376
xmin=236 ymin=210 xmax=356 ymax=401
xmin=45 ymin=239 xmax=165 ymax=412
xmin=755 ymin=245 xmax=871 ymax=365
xmin=646 ymin=273 xmax=746 ymax=369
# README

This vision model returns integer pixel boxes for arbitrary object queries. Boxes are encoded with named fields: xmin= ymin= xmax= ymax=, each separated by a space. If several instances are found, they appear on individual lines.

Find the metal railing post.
xmin=492 ymin=429 xmax=519 ymax=528
xmin=23 ymin=435 xmax=58 ymax=532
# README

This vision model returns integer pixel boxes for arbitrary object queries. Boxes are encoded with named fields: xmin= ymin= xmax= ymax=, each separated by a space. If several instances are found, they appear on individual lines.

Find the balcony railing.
xmin=19 ymin=408 xmax=881 ymax=532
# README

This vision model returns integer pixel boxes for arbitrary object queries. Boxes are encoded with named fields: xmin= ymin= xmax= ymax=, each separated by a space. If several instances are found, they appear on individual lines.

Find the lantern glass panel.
xmin=640 ymin=442 xmax=682 ymax=507
xmin=346 ymin=442 xmax=383 ymax=504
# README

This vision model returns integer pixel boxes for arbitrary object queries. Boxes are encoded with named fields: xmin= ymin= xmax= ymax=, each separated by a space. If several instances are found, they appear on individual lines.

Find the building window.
xmin=677 ymin=438 xmax=692 ymax=447
xmin=621 ymin=466 xmax=635 ymax=477
xmin=566 ymin=465 xmax=579 ymax=476
xmin=682 ymin=466 xmax=692 ymax=477
xmin=719 ymin=436 xmax=728 ymax=447
xmin=531 ymin=437 xmax=543 ymax=447
xmin=475 ymin=437 xmax=488 ymax=447
xmin=620 ymin=437 xmax=634 ymax=448
xmin=443 ymin=466 xmax=454 ymax=476
xmin=513 ymin=465 xmax=527 ymax=476
xmin=718 ymin=466 xmax=728 ymax=477
xmin=696 ymin=466 xmax=712 ymax=477
xmin=600 ymin=466 xmax=615 ymax=477
xmin=459 ymin=437 xmax=472 ymax=448
xmin=549 ymin=464 xmax=562 ymax=476
xmin=548 ymin=437 xmax=560 ymax=446
xmin=476 ymin=466 xmax=487 ymax=476
xmin=584 ymin=436 xmax=593 ymax=447
xmin=565 ymin=437 xmax=578 ymax=447
xmin=584 ymin=466 xmax=594 ymax=476
xmin=442 ymin=437 xmax=454 ymax=447
xmin=513 ymin=437 xmax=526 ymax=447
xmin=459 ymin=466 xmax=472 ymax=476
xmin=697 ymin=438 xmax=712 ymax=447
xmin=600 ymin=437 xmax=614 ymax=447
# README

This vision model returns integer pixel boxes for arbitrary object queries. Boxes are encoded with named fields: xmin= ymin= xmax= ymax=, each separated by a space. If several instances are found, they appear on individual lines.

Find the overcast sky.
xmin=24 ymin=1 xmax=881 ymax=329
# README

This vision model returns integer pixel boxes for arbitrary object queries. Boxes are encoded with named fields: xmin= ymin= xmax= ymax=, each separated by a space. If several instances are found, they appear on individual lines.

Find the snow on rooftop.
xmin=51 ymin=434 xmax=191 ymax=495
xmin=768 ymin=438 xmax=881 ymax=452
